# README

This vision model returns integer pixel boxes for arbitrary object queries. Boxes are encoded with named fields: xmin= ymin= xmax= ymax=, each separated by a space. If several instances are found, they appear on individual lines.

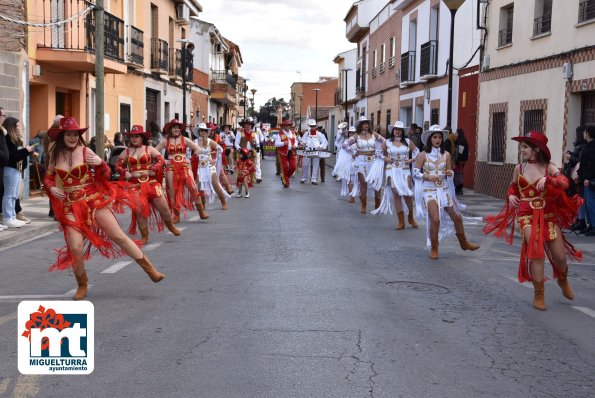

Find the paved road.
xmin=1 ymin=158 xmax=594 ymax=398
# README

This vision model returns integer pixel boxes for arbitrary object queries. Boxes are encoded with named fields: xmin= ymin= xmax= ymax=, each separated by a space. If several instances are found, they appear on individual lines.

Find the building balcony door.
xmin=56 ymin=92 xmax=73 ymax=119
xmin=120 ymin=104 xmax=131 ymax=134
xmin=582 ymin=91 xmax=595 ymax=127
xmin=145 ymin=88 xmax=159 ymax=130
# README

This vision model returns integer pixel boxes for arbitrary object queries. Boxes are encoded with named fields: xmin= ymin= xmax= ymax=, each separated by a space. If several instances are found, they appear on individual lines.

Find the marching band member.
xmin=275 ymin=119 xmax=297 ymax=188
xmin=484 ymin=131 xmax=581 ymax=311
xmin=234 ymin=117 xmax=258 ymax=183
xmin=220 ymin=123 xmax=236 ymax=173
xmin=193 ymin=123 xmax=231 ymax=209
xmin=44 ymin=117 xmax=165 ymax=300
xmin=155 ymin=119 xmax=209 ymax=222
xmin=413 ymin=125 xmax=479 ymax=259
xmin=372 ymin=121 xmax=419 ymax=229
xmin=300 ymin=119 xmax=328 ymax=185
xmin=235 ymin=148 xmax=256 ymax=198
xmin=115 ymin=125 xmax=181 ymax=244
xmin=337 ymin=116 xmax=384 ymax=213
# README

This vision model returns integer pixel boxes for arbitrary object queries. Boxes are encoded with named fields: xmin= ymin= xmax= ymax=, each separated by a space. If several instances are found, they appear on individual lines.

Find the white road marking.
xmin=572 ymin=306 xmax=595 ymax=319
xmin=177 ymin=227 xmax=186 ymax=231
xmin=13 ymin=375 xmax=40 ymax=398
xmin=506 ymin=277 xmax=533 ymax=289
xmin=187 ymin=216 xmax=199 ymax=222
xmin=101 ymin=261 xmax=131 ymax=274
xmin=0 ymin=311 xmax=17 ymax=326
xmin=0 ymin=288 xmax=77 ymax=301
xmin=144 ymin=242 xmax=163 ymax=251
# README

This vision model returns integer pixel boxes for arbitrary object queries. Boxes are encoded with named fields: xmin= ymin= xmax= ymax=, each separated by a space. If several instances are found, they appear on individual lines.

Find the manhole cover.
xmin=385 ymin=281 xmax=451 ymax=295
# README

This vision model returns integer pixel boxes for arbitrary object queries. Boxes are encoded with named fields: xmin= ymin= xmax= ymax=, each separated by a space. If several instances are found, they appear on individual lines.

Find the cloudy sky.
xmin=200 ymin=0 xmax=355 ymax=108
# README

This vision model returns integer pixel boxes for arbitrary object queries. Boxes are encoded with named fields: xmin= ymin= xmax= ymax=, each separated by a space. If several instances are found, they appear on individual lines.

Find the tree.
xmin=256 ymin=97 xmax=290 ymax=127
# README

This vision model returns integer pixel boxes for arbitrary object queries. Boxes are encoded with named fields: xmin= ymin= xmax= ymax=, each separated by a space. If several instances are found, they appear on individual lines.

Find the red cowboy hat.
xmin=47 ymin=117 xmax=89 ymax=141
xmin=281 ymin=120 xmax=293 ymax=126
xmin=512 ymin=131 xmax=551 ymax=162
xmin=128 ymin=124 xmax=150 ymax=138
xmin=164 ymin=119 xmax=186 ymax=135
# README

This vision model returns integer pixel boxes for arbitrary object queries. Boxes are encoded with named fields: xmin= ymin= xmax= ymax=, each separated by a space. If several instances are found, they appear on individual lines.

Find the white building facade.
xmin=475 ymin=0 xmax=595 ymax=198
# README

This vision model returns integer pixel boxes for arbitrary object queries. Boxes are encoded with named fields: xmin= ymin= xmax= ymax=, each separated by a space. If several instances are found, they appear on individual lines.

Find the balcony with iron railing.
xmin=533 ymin=14 xmax=551 ymax=36
xmin=334 ymin=89 xmax=341 ymax=106
xmin=126 ymin=25 xmax=144 ymax=67
xmin=498 ymin=27 xmax=513 ymax=47
xmin=169 ymin=49 xmax=182 ymax=80
xmin=150 ymin=38 xmax=169 ymax=73
xmin=211 ymin=70 xmax=238 ymax=105
xmin=578 ymin=0 xmax=595 ymax=23
xmin=35 ymin=0 xmax=127 ymax=74
xmin=420 ymin=40 xmax=438 ymax=78
xmin=400 ymin=51 xmax=415 ymax=84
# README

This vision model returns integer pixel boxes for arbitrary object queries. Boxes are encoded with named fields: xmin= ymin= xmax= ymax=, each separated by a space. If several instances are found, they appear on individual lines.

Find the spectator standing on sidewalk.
xmin=577 ymin=126 xmax=595 ymax=236
xmin=2 ymin=117 xmax=35 ymax=228
xmin=0 ymin=108 xmax=8 ymax=230
xmin=564 ymin=126 xmax=587 ymax=231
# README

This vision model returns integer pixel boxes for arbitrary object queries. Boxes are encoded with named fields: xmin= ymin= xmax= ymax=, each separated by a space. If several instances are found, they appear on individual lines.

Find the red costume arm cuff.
xmin=96 ymin=161 xmax=111 ymax=179
xmin=115 ymin=158 xmax=127 ymax=178
xmin=152 ymin=154 xmax=165 ymax=173
xmin=43 ymin=169 xmax=56 ymax=191
xmin=506 ymin=182 xmax=519 ymax=198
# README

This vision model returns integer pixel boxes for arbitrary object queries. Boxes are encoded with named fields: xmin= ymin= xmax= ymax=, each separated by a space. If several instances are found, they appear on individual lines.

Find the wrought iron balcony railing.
xmin=400 ymin=51 xmax=415 ymax=83
xmin=498 ymin=27 xmax=513 ymax=47
xmin=150 ymin=38 xmax=168 ymax=72
xmin=578 ymin=0 xmax=595 ymax=22
xmin=533 ymin=14 xmax=551 ymax=36
xmin=420 ymin=40 xmax=438 ymax=77
xmin=169 ymin=48 xmax=182 ymax=78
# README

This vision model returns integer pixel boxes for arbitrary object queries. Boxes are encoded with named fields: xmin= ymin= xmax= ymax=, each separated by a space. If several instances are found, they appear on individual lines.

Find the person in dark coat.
xmin=577 ymin=126 xmax=595 ymax=236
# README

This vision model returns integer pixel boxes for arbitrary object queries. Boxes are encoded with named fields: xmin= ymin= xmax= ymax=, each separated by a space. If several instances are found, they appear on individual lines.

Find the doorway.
xmin=120 ymin=103 xmax=131 ymax=133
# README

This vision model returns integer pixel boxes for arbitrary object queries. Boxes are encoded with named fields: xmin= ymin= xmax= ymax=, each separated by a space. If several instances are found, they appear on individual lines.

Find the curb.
xmin=0 ymin=222 xmax=59 ymax=250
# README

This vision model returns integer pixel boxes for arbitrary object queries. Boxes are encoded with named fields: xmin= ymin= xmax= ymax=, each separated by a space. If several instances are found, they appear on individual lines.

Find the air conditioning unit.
xmin=562 ymin=62 xmax=573 ymax=80
xmin=175 ymin=4 xmax=189 ymax=24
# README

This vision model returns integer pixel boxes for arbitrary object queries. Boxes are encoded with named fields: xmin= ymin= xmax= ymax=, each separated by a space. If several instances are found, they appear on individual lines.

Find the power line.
xmin=0 ymin=5 xmax=94 ymax=27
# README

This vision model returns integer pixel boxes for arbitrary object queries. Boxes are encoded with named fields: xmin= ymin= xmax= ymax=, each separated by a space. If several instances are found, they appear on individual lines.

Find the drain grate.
xmin=385 ymin=281 xmax=451 ymax=295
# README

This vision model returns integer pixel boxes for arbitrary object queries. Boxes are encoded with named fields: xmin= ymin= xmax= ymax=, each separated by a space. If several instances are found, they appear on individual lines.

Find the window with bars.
xmin=523 ymin=109 xmax=544 ymax=134
xmin=386 ymin=109 xmax=392 ymax=132
xmin=490 ymin=112 xmax=506 ymax=162
xmin=533 ymin=0 xmax=552 ymax=36
xmin=430 ymin=108 xmax=439 ymax=126
xmin=498 ymin=6 xmax=514 ymax=47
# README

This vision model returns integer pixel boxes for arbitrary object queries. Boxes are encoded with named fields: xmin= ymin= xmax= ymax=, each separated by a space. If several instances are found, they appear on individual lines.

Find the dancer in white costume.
xmin=372 ymin=121 xmax=419 ymax=229
xmin=333 ymin=125 xmax=357 ymax=202
xmin=300 ymin=119 xmax=328 ymax=185
xmin=193 ymin=123 xmax=231 ymax=209
xmin=335 ymin=116 xmax=385 ymax=213
xmin=412 ymin=125 xmax=479 ymax=259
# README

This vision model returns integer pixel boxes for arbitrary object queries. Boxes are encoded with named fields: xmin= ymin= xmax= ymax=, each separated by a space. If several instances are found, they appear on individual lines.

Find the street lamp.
xmin=313 ymin=88 xmax=321 ymax=122
xmin=340 ymin=68 xmax=352 ymax=124
xmin=298 ymin=94 xmax=303 ymax=133
xmin=242 ymin=78 xmax=249 ymax=120
xmin=250 ymin=88 xmax=257 ymax=118
xmin=177 ymin=38 xmax=194 ymax=125
xmin=442 ymin=0 xmax=465 ymax=129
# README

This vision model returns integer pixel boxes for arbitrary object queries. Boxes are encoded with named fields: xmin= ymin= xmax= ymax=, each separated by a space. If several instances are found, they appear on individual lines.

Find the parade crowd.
xmin=0 ymin=111 xmax=593 ymax=312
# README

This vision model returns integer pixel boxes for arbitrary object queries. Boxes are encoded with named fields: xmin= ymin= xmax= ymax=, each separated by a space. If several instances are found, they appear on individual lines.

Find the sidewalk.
xmin=0 ymin=196 xmax=58 ymax=249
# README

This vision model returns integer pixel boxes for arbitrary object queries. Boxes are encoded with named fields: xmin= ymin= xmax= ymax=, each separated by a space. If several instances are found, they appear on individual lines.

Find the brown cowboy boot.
xmin=135 ymin=255 xmax=164 ymax=282
xmin=73 ymin=271 xmax=88 ymax=301
xmin=429 ymin=226 xmax=439 ymax=260
xmin=455 ymin=233 xmax=480 ymax=251
xmin=164 ymin=219 xmax=181 ymax=236
xmin=195 ymin=201 xmax=209 ymax=219
xmin=453 ymin=215 xmax=480 ymax=251
xmin=374 ymin=194 xmax=381 ymax=210
xmin=532 ymin=281 xmax=546 ymax=311
xmin=360 ymin=197 xmax=367 ymax=214
xmin=408 ymin=212 xmax=419 ymax=229
xmin=172 ymin=208 xmax=180 ymax=224
xmin=557 ymin=268 xmax=574 ymax=300
xmin=139 ymin=225 xmax=150 ymax=245
xmin=396 ymin=211 xmax=405 ymax=230
xmin=214 ymin=183 xmax=228 ymax=210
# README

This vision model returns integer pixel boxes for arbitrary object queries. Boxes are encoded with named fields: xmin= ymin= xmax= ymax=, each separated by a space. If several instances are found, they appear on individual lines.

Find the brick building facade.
xmin=0 ymin=0 xmax=27 ymax=120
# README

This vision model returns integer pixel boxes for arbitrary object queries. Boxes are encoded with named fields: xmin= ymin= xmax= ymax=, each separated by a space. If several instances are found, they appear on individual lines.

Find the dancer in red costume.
xmin=115 ymin=125 xmax=181 ymax=244
xmin=155 ymin=119 xmax=208 ymax=221
xmin=235 ymin=148 xmax=256 ymax=198
xmin=274 ymin=119 xmax=297 ymax=188
xmin=44 ymin=117 xmax=165 ymax=300
xmin=484 ymin=131 xmax=582 ymax=310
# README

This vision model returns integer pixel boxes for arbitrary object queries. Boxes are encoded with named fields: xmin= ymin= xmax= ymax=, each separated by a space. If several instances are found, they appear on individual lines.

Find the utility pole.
xmin=95 ymin=0 xmax=105 ymax=156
